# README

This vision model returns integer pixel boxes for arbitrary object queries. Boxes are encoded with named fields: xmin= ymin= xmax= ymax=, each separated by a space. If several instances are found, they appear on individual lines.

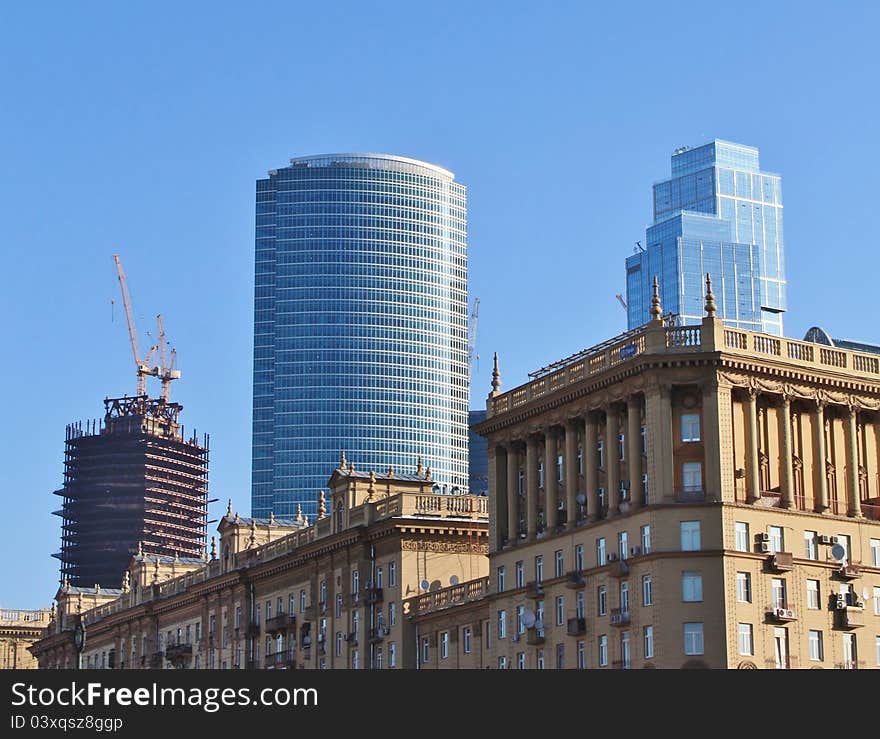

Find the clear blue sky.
xmin=2 ymin=2 xmax=878 ymax=607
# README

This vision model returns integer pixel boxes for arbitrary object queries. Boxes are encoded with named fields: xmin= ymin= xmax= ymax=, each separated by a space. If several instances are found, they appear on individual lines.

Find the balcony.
xmin=608 ymin=559 xmax=630 ymax=578
xmin=565 ymin=571 xmax=585 ymax=589
xmin=766 ymin=552 xmax=794 ymax=572
xmin=567 ymin=617 xmax=586 ymax=636
xmin=246 ymin=622 xmax=260 ymax=637
xmin=609 ymin=609 xmax=630 ymax=627
xmin=266 ymin=651 xmax=295 ymax=669
xmin=525 ymin=581 xmax=544 ymax=599
xmin=767 ymin=606 xmax=797 ymax=622
xmin=835 ymin=564 xmax=860 ymax=580
xmin=368 ymin=627 xmax=389 ymax=643
xmin=835 ymin=605 xmax=865 ymax=629
xmin=150 ymin=652 xmax=165 ymax=668
xmin=364 ymin=587 xmax=384 ymax=604
xmin=674 ymin=489 xmax=706 ymax=503
xmin=265 ymin=613 xmax=294 ymax=634
xmin=165 ymin=643 xmax=192 ymax=662
xmin=526 ymin=627 xmax=545 ymax=646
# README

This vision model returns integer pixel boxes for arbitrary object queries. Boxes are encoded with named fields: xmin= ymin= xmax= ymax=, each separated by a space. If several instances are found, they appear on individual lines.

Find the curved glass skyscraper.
xmin=252 ymin=154 xmax=468 ymax=519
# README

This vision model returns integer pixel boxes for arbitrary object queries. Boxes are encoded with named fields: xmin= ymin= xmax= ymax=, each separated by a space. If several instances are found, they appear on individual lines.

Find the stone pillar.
xmin=626 ymin=396 xmax=642 ymax=509
xmin=584 ymin=414 xmax=598 ymax=521
xmin=779 ymin=396 xmax=794 ymax=509
xmin=565 ymin=419 xmax=578 ymax=530
xmin=490 ymin=446 xmax=508 ymax=550
xmin=507 ymin=445 xmax=520 ymax=542
xmin=812 ymin=402 xmax=829 ymax=512
xmin=544 ymin=430 xmax=558 ymax=532
xmin=845 ymin=406 xmax=863 ymax=518
xmin=703 ymin=380 xmax=735 ymax=503
xmin=606 ymin=406 xmax=620 ymax=516
xmin=645 ymin=384 xmax=673 ymax=503
xmin=526 ymin=436 xmax=539 ymax=539
xmin=746 ymin=390 xmax=761 ymax=503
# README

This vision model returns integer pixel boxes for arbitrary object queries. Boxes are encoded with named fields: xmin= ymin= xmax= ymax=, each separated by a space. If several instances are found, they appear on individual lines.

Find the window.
xmin=195 ymin=623 xmax=200 ymax=642
xmin=597 ymin=440 xmax=604 ymax=469
xmin=497 ymin=610 xmax=507 ymax=639
xmin=336 ymin=593 xmax=343 ymax=618
xmin=619 ymin=581 xmax=630 ymax=613
xmin=680 ymin=521 xmax=701 ymax=551
xmin=577 ymin=446 xmax=583 ymax=475
xmin=876 ymin=636 xmax=880 ymax=667
xmin=682 ymin=572 xmax=703 ymax=602
xmin=557 ymin=453 xmax=563 ymax=482
xmin=234 ymin=607 xmax=241 ymax=629
xmin=288 ymin=594 xmax=295 ymax=615
xmin=804 ymin=531 xmax=818 ymax=560
xmin=421 ymin=638 xmax=429 ymax=665
xmin=577 ymin=640 xmax=586 ymax=669
xmin=598 ymin=585 xmax=607 ymax=616
xmin=538 ymin=461 xmax=544 ymax=489
xmin=335 ymin=631 xmax=343 ymax=657
xmin=641 ymin=425 xmax=647 ymax=455
xmin=837 ymin=534 xmax=851 ymax=561
xmin=462 ymin=627 xmax=472 ymax=654
xmin=389 ymin=602 xmax=396 ymax=626
xmin=576 ymin=591 xmax=585 ymax=619
xmin=871 ymin=539 xmax=880 ymax=567
xmin=276 ymin=597 xmax=283 ymax=615
xmin=734 ymin=522 xmax=749 ymax=552
xmin=618 ymin=531 xmax=628 ymax=560
xmin=736 ymin=572 xmax=751 ymax=603
xmin=518 ymin=469 xmax=525 ymax=496
xmin=642 ymin=473 xmax=649 ymax=505
xmin=536 ymin=649 xmax=545 ymax=670
xmin=515 ymin=561 xmax=524 ymax=588
xmin=620 ymin=631 xmax=631 ymax=669
xmin=842 ymin=633 xmax=857 ymax=670
xmin=516 ymin=605 xmax=525 ymax=634
xmin=440 ymin=632 xmax=449 ymax=660
xmin=771 ymin=578 xmax=787 ymax=609
xmin=389 ymin=642 xmax=396 ymax=668
xmin=376 ymin=568 xmax=383 ymax=589
xmin=389 ymin=561 xmax=396 ymax=586
xmin=598 ymin=635 xmax=608 ymax=667
xmin=597 ymin=538 xmax=607 ymax=566
xmin=555 ymin=550 xmax=564 ymax=577
xmin=641 ymin=525 xmax=651 ymax=554
xmin=682 ymin=462 xmax=702 ymax=493
xmin=497 ymin=566 xmax=506 ymax=593
xmin=556 ymin=643 xmax=565 ymax=670
xmin=683 ymin=623 xmax=704 ymax=655
xmin=873 ymin=587 xmax=880 ymax=616
xmin=642 ymin=575 xmax=653 ymax=606
xmin=738 ymin=624 xmax=753 ymax=656
xmin=809 ymin=630 xmax=824 ymax=661
xmin=644 ymin=626 xmax=654 ymax=659
xmin=376 ymin=647 xmax=383 ymax=670
xmin=351 ymin=570 xmax=359 ymax=595
xmin=769 ymin=526 xmax=784 ymax=554
xmin=575 ymin=544 xmax=584 ymax=572
xmin=516 ymin=652 xmax=526 ymax=670
xmin=535 ymin=555 xmax=544 ymax=584
xmin=299 ymin=590 xmax=306 ymax=613
xmin=352 ymin=651 xmax=359 ymax=670
xmin=498 ymin=656 xmax=508 ymax=670
xmin=618 ymin=433 xmax=625 ymax=461
xmin=807 ymin=580 xmax=820 ymax=610
xmin=681 ymin=413 xmax=700 ymax=442
xmin=556 ymin=596 xmax=565 ymax=626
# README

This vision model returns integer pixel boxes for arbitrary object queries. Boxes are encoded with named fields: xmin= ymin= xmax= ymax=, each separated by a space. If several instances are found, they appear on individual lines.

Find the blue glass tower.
xmin=252 ymin=154 xmax=469 ymax=519
xmin=626 ymin=140 xmax=786 ymax=335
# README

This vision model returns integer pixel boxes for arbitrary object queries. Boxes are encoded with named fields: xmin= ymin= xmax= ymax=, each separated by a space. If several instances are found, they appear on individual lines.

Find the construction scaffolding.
xmin=53 ymin=395 xmax=209 ymax=588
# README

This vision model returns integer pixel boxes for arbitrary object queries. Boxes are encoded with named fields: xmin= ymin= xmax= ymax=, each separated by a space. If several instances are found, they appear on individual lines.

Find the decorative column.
xmin=564 ymin=419 xmax=579 ymax=530
xmin=745 ymin=389 xmax=761 ymax=503
xmin=779 ymin=395 xmax=794 ymax=509
xmin=491 ymin=446 xmax=509 ymax=550
xmin=626 ymin=396 xmax=642 ymax=509
xmin=606 ymin=406 xmax=620 ymax=516
xmin=845 ymin=405 xmax=863 ymax=518
xmin=645 ymin=383 xmax=673 ymax=503
xmin=525 ymin=436 xmax=539 ymax=539
xmin=812 ymin=401 xmax=829 ymax=512
xmin=584 ymin=413 xmax=599 ymax=521
xmin=544 ymin=430 xmax=558 ymax=532
xmin=506 ymin=446 xmax=519 ymax=543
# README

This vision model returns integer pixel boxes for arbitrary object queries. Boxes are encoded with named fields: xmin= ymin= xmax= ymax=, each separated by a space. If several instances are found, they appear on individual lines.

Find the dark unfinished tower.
xmin=53 ymin=396 xmax=209 ymax=588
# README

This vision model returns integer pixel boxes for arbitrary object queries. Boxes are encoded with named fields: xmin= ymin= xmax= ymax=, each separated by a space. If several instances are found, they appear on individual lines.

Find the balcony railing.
xmin=567 ymin=617 xmax=586 ymax=636
xmin=408 ymin=576 xmax=490 ymax=616
xmin=266 ymin=651 xmax=295 ymax=669
xmin=265 ymin=613 xmax=294 ymax=633
xmin=526 ymin=627 xmax=545 ymax=646
xmin=165 ymin=643 xmax=192 ymax=661
xmin=609 ymin=609 xmax=630 ymax=627
xmin=767 ymin=552 xmax=794 ymax=572
xmin=674 ymin=489 xmax=706 ymax=503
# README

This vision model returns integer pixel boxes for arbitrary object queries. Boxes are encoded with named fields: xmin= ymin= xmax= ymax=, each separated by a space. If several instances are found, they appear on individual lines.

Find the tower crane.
xmin=113 ymin=254 xmax=157 ymax=397
xmin=154 ymin=313 xmax=181 ymax=402
xmin=467 ymin=297 xmax=480 ymax=371
xmin=615 ymin=293 xmax=628 ymax=311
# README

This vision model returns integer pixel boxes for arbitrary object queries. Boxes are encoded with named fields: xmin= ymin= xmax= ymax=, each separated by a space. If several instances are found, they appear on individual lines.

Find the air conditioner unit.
xmin=608 ymin=553 xmax=618 ymax=561
xmin=758 ymin=533 xmax=770 ymax=542
xmin=830 ymin=536 xmax=839 ymax=544
xmin=759 ymin=542 xmax=771 ymax=553
xmin=835 ymin=594 xmax=847 ymax=609
xmin=818 ymin=535 xmax=831 ymax=545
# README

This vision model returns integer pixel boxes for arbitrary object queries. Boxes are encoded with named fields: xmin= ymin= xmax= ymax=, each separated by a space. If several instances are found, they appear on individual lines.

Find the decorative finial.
xmin=234 ymin=511 xmax=240 ymax=523
xmin=62 ymin=575 xmax=70 ymax=590
xmin=173 ymin=550 xmax=179 ymax=562
xmin=50 ymin=602 xmax=56 ymax=620
xmin=650 ymin=275 xmax=662 ymax=322
xmin=318 ymin=490 xmax=326 ymax=519
xmin=387 ymin=464 xmax=394 ymax=478
xmin=269 ymin=511 xmax=275 ymax=525
xmin=340 ymin=450 xmax=347 ymax=470
xmin=76 ymin=593 xmax=83 ymax=613
xmin=153 ymin=557 xmax=160 ymax=583
xmin=425 ymin=466 xmax=432 ymax=481
xmin=210 ymin=536 xmax=217 ymax=560
xmin=296 ymin=503 xmax=303 ymax=523
xmin=137 ymin=540 xmax=143 ymax=557
xmin=94 ymin=583 xmax=100 ymax=594
xmin=122 ymin=571 xmax=130 ymax=593
xmin=704 ymin=272 xmax=717 ymax=318
xmin=303 ymin=514 xmax=309 ymax=526
xmin=227 ymin=498 xmax=233 ymax=517
xmin=367 ymin=470 xmax=376 ymax=500
xmin=349 ymin=459 xmax=355 ymax=474
xmin=249 ymin=520 xmax=256 ymax=547
xmin=491 ymin=351 xmax=501 ymax=393
xmin=416 ymin=456 xmax=424 ymax=476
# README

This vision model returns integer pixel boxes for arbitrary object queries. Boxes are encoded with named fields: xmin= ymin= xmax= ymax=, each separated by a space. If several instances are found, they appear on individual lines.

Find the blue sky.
xmin=2 ymin=2 xmax=878 ymax=607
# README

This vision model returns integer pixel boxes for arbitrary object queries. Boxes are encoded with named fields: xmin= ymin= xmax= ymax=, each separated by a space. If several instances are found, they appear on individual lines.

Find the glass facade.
xmin=252 ymin=154 xmax=468 ymax=518
xmin=468 ymin=409 xmax=488 ymax=495
xmin=626 ymin=140 xmax=786 ymax=335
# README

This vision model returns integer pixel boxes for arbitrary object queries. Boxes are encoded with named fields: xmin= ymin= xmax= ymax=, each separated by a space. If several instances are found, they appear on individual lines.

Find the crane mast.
xmin=113 ymin=254 xmax=156 ymax=397
xmin=154 ymin=313 xmax=181 ymax=402
xmin=467 ymin=297 xmax=480 ymax=371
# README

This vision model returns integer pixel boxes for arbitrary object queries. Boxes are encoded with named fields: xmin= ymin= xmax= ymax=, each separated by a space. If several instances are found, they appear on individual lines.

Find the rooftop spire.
xmin=491 ymin=351 xmax=501 ymax=393
xmin=318 ymin=491 xmax=326 ymax=519
xmin=650 ymin=275 xmax=662 ymax=322
xmin=704 ymin=272 xmax=717 ymax=318
xmin=296 ymin=503 xmax=303 ymax=523
xmin=340 ymin=450 xmax=347 ymax=470
xmin=226 ymin=498 xmax=233 ymax=517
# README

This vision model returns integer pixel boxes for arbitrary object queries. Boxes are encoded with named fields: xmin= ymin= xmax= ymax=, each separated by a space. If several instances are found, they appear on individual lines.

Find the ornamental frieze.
xmin=400 ymin=539 xmax=488 ymax=554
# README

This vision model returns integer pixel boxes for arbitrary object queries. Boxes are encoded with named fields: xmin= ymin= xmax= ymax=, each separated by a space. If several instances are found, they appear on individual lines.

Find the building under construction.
xmin=53 ymin=395 xmax=209 ymax=589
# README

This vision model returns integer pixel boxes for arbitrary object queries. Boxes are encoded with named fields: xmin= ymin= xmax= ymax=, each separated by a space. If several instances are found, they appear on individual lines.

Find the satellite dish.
xmin=450 ymin=575 xmax=459 ymax=586
xmin=521 ymin=609 xmax=536 ymax=629
xmin=863 ymin=587 xmax=870 ymax=601
xmin=830 ymin=543 xmax=846 ymax=561
xmin=420 ymin=579 xmax=430 ymax=591
xmin=575 ymin=494 xmax=586 ymax=505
